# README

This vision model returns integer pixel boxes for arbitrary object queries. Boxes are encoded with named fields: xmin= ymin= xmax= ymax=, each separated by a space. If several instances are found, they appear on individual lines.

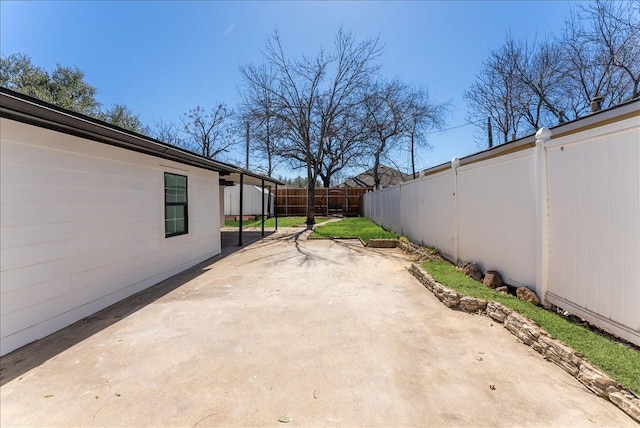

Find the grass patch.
xmin=422 ymin=259 xmax=640 ymax=395
xmin=224 ymin=216 xmax=329 ymax=228
xmin=311 ymin=217 xmax=396 ymax=244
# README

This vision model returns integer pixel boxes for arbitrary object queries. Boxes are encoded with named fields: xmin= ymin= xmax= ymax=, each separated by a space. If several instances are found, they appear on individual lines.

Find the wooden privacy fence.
xmin=276 ymin=187 xmax=371 ymax=216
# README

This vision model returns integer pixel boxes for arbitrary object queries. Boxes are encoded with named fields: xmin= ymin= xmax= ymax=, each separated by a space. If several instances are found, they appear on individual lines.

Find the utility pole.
xmin=245 ymin=121 xmax=250 ymax=169
xmin=487 ymin=116 xmax=493 ymax=149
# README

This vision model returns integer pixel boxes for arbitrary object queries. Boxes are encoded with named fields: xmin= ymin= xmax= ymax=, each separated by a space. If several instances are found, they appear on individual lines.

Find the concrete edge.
xmin=307 ymin=235 xmax=367 ymax=247
xmin=406 ymin=262 xmax=640 ymax=423
xmin=368 ymin=239 xmax=398 ymax=248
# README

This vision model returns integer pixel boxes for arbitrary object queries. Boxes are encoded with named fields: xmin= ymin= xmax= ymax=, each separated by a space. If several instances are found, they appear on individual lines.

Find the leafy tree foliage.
xmin=99 ymin=104 xmax=147 ymax=134
xmin=1 ymin=53 xmax=100 ymax=116
xmin=1 ymin=53 xmax=145 ymax=133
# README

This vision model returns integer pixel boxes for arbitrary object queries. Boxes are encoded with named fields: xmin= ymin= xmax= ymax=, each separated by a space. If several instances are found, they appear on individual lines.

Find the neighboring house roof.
xmin=0 ymin=87 xmax=283 ymax=187
xmin=339 ymin=165 xmax=411 ymax=188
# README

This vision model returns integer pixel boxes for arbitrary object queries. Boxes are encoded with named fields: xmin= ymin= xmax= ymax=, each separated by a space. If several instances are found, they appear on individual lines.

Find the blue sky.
xmin=1 ymin=0 xmax=583 ymax=178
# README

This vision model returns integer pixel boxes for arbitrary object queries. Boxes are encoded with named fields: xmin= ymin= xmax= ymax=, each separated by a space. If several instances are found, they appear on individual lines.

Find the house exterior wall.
xmin=0 ymin=118 xmax=222 ymax=355
xmin=363 ymin=107 xmax=639 ymax=346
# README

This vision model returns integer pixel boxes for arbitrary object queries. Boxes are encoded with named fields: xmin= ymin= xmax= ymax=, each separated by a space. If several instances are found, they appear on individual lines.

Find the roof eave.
xmin=0 ymin=87 xmax=284 ymax=186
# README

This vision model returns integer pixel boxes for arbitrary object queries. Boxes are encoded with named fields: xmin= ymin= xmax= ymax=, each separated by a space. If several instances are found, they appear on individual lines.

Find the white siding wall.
xmin=363 ymin=112 xmax=639 ymax=345
xmin=0 ymin=118 xmax=222 ymax=355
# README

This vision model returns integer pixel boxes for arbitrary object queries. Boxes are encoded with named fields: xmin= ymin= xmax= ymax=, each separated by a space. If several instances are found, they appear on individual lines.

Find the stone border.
xmin=407 ymin=262 xmax=640 ymax=423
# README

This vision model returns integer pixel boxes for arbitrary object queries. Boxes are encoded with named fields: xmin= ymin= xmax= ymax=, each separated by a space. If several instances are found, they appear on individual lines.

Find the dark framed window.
xmin=164 ymin=172 xmax=188 ymax=237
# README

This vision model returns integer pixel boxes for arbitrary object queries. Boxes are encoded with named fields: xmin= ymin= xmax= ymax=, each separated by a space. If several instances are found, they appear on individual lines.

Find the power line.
xmin=424 ymin=120 xmax=483 ymax=135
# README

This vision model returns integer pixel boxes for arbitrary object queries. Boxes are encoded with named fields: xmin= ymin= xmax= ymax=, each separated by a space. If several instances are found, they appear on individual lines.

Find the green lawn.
xmin=311 ymin=217 xmax=397 ymax=244
xmin=422 ymin=259 xmax=640 ymax=395
xmin=224 ymin=216 xmax=329 ymax=228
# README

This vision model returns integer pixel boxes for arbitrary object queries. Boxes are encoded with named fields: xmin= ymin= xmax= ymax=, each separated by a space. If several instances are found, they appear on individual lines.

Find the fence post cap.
xmin=535 ymin=127 xmax=552 ymax=142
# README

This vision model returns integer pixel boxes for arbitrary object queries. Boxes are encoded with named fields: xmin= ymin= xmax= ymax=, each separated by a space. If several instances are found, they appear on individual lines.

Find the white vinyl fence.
xmin=364 ymin=101 xmax=639 ymax=346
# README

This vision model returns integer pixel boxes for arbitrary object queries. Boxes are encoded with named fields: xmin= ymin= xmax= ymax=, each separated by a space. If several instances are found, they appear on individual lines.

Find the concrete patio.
xmin=0 ymin=228 xmax=635 ymax=427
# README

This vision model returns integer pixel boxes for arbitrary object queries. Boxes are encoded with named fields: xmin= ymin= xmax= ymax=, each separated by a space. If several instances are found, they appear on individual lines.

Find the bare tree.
xmin=153 ymin=119 xmax=183 ymax=146
xmin=464 ymin=42 xmax=526 ymax=147
xmin=508 ymin=38 xmax=571 ymax=127
xmin=466 ymin=1 xmax=639 ymax=144
xmin=180 ymin=105 xmax=236 ymax=160
xmin=238 ymin=64 xmax=284 ymax=176
xmin=240 ymin=28 xmax=381 ymax=225
xmin=404 ymin=87 xmax=447 ymax=179
xmin=361 ymin=79 xmax=415 ymax=188
xmin=317 ymin=100 xmax=370 ymax=187
xmin=561 ymin=8 xmax=622 ymax=116
xmin=578 ymin=0 xmax=640 ymax=100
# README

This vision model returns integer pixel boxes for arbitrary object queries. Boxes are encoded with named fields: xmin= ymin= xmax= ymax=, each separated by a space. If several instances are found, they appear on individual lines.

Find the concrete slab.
xmin=1 ymin=228 xmax=635 ymax=427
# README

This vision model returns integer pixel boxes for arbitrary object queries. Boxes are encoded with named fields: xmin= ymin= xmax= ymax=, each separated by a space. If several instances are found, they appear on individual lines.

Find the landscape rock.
xmin=486 ymin=301 xmax=512 ymax=323
xmin=462 ymin=262 xmax=482 ymax=282
xmin=542 ymin=337 xmax=581 ymax=376
xmin=577 ymin=362 xmax=619 ymax=398
xmin=483 ymin=271 xmax=504 ymax=288
xmin=433 ymin=283 xmax=460 ymax=307
xmin=459 ymin=296 xmax=487 ymax=313
xmin=495 ymin=286 xmax=509 ymax=294
xmin=608 ymin=391 xmax=640 ymax=422
xmin=516 ymin=287 xmax=540 ymax=305
xmin=504 ymin=312 xmax=541 ymax=345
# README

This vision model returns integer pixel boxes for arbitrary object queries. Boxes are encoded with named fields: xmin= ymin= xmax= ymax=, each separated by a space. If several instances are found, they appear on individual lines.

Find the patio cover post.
xmin=238 ymin=173 xmax=244 ymax=246
xmin=275 ymin=183 xmax=278 ymax=230
xmin=261 ymin=178 xmax=265 ymax=237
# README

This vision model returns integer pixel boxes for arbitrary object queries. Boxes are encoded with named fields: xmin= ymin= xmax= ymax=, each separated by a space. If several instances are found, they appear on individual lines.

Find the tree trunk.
xmin=372 ymin=152 xmax=381 ymax=189
xmin=306 ymin=168 xmax=316 ymax=226
xmin=306 ymin=184 xmax=315 ymax=226
xmin=322 ymin=175 xmax=331 ymax=188
xmin=410 ymin=133 xmax=416 ymax=179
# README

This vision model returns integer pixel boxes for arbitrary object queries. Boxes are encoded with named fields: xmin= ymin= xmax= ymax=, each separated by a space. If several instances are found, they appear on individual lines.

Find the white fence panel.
xmin=380 ymin=188 xmax=393 ymax=230
xmin=387 ymin=186 xmax=402 ymax=234
xmin=457 ymin=149 xmax=536 ymax=287
xmin=546 ymin=116 xmax=639 ymax=343
xmin=400 ymin=179 xmax=424 ymax=244
xmin=361 ymin=101 xmax=639 ymax=345
xmin=421 ymin=170 xmax=456 ymax=259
